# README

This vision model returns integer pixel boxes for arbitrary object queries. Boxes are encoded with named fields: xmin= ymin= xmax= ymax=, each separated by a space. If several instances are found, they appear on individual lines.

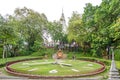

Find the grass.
xmin=0 ymin=53 xmax=119 ymax=79
xmin=0 ymin=56 xmax=39 ymax=67
xmin=9 ymin=59 xmax=103 ymax=76
xmin=116 ymin=61 xmax=120 ymax=69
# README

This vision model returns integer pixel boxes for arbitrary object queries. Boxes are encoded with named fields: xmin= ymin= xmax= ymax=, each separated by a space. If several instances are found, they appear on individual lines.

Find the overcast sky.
xmin=0 ymin=0 xmax=102 ymax=22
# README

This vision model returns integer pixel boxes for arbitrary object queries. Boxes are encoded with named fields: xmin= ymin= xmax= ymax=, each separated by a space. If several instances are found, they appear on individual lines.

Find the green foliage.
xmin=109 ymin=18 xmax=120 ymax=44
xmin=116 ymin=61 xmax=120 ymax=69
xmin=67 ymin=52 xmax=92 ymax=59
xmin=68 ymin=11 xmax=90 ymax=53
xmin=13 ymin=7 xmax=48 ymax=52
xmin=0 ymin=0 xmax=120 ymax=60
xmin=77 ymin=57 xmax=111 ymax=66
xmin=31 ymin=41 xmax=44 ymax=52
xmin=31 ymin=48 xmax=56 ymax=58
xmin=19 ymin=50 xmax=33 ymax=56
xmin=47 ymin=21 xmax=66 ymax=41
xmin=114 ymin=49 xmax=120 ymax=61
xmin=68 ymin=11 xmax=84 ymax=43
xmin=0 ymin=14 xmax=18 ymax=58
xmin=78 ymin=0 xmax=120 ymax=57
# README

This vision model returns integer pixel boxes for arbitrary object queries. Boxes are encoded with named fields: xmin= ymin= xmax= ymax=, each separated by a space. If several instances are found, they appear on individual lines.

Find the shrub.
xmin=31 ymin=48 xmax=56 ymax=58
xmin=114 ymin=49 xmax=120 ymax=61
xmin=77 ymin=57 xmax=111 ymax=65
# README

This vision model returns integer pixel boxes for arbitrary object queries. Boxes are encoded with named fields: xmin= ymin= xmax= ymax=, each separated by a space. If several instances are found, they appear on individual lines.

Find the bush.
xmin=114 ymin=49 xmax=120 ymax=61
xmin=31 ymin=48 xmax=56 ymax=58
xmin=116 ymin=61 xmax=120 ymax=69
xmin=77 ymin=57 xmax=111 ymax=65
xmin=66 ymin=52 xmax=91 ymax=59
xmin=19 ymin=50 xmax=33 ymax=56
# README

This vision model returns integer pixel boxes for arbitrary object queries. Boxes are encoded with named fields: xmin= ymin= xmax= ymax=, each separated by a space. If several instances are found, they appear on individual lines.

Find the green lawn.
xmin=9 ymin=59 xmax=103 ymax=76
xmin=0 ymin=56 xmax=38 ymax=67
xmin=116 ymin=61 xmax=120 ymax=69
xmin=0 ymin=56 xmax=119 ymax=79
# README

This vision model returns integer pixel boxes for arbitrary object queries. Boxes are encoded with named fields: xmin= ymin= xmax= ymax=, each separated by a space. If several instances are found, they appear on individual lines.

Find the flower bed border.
xmin=5 ymin=58 xmax=106 ymax=79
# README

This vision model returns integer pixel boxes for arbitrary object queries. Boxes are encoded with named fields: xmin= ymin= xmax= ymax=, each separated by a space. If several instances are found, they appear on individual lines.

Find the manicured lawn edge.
xmin=5 ymin=58 xmax=105 ymax=79
xmin=0 ymin=56 xmax=42 ymax=67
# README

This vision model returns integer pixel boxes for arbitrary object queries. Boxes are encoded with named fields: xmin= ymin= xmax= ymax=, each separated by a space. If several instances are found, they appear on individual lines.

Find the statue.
xmin=52 ymin=49 xmax=70 ymax=67
xmin=57 ymin=49 xmax=63 ymax=59
xmin=53 ymin=49 xmax=66 ymax=60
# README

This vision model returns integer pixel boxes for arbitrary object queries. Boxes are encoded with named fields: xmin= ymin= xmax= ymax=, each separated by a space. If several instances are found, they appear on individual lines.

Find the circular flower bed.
xmin=5 ymin=58 xmax=105 ymax=79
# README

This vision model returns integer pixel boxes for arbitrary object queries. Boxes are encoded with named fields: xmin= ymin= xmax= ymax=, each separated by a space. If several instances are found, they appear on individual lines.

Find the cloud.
xmin=0 ymin=0 xmax=102 ymax=22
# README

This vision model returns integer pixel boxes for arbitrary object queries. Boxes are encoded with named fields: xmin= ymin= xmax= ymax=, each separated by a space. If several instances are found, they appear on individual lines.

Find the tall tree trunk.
xmin=107 ymin=46 xmax=110 ymax=59
xmin=2 ymin=44 xmax=9 ymax=59
xmin=2 ymin=45 xmax=5 ymax=59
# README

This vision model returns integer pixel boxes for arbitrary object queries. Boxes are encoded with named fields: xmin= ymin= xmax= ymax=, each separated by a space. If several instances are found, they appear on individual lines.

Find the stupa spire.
xmin=60 ymin=8 xmax=67 ymax=33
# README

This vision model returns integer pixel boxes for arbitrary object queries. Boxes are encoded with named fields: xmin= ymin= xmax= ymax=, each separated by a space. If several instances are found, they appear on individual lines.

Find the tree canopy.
xmin=0 ymin=0 xmax=120 ymax=59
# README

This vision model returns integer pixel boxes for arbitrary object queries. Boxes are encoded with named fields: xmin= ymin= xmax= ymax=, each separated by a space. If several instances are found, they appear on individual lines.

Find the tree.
xmin=109 ymin=18 xmax=120 ymax=47
xmin=47 ymin=21 xmax=63 ymax=41
xmin=68 ymin=11 xmax=89 ymax=52
xmin=13 ymin=7 xmax=48 ymax=53
xmin=0 ymin=14 xmax=16 ymax=58
xmin=68 ymin=11 xmax=84 ymax=43
xmin=82 ymin=0 xmax=120 ymax=57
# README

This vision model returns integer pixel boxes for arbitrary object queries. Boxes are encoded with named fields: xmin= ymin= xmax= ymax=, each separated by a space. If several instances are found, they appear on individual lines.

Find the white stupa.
xmin=108 ymin=48 xmax=120 ymax=80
